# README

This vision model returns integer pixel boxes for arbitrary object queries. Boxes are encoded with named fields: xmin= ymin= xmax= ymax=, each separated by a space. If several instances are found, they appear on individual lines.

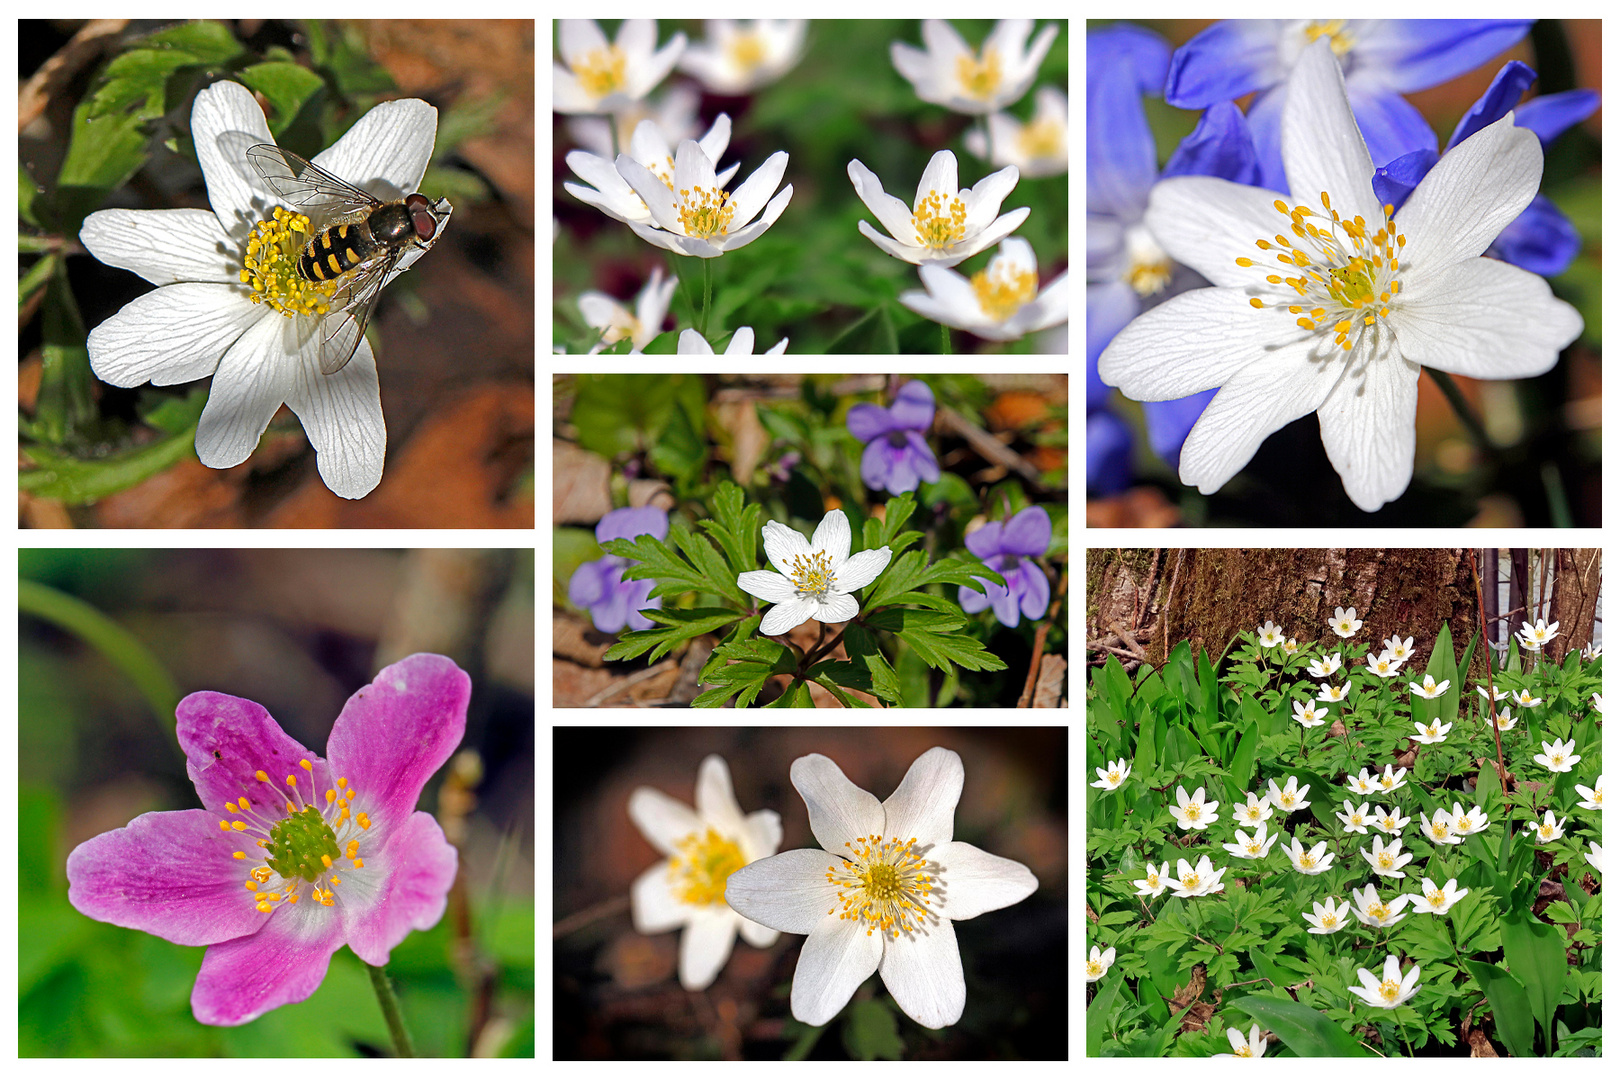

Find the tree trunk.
xmin=1549 ymin=548 xmax=1602 ymax=660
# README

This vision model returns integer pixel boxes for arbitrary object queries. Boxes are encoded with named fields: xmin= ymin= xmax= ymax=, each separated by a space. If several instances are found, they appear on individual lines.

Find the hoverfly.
xmin=246 ymin=143 xmax=450 ymax=374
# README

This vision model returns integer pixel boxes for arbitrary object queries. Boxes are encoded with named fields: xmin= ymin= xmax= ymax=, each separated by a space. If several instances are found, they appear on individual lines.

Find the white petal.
xmin=1394 ymin=258 xmax=1582 ymax=379
xmin=1145 ymin=177 xmax=1287 ymax=288
xmin=929 ymin=840 xmax=1039 ymax=920
xmin=724 ymin=848 xmax=842 ymax=934
xmin=812 ymin=592 xmax=859 ymax=624
xmin=314 ymin=97 xmax=436 ymax=197
xmin=740 ymin=808 xmax=783 ymax=864
xmin=1315 ymin=330 xmax=1419 ymax=511
xmin=737 ymin=570 xmax=796 ymax=604
xmin=880 ymin=747 xmax=963 ymax=848
xmin=760 ymin=598 xmax=814 ymax=635
xmin=284 ymin=340 xmax=385 ymax=500
xmin=193 ymin=315 xmax=296 ymax=469
xmin=628 ymin=785 xmax=703 ymax=855
xmin=630 ymin=861 xmax=686 ymax=933
xmin=1282 ymin=39 xmax=1382 ymax=229
xmin=761 ymin=520 xmax=811 ymax=577
xmin=790 ymin=753 xmax=884 ymax=855
xmin=738 ymin=916 xmax=780 ymax=949
xmin=878 ymin=918 xmax=965 ymax=1029
xmin=1098 ymin=287 xmax=1305 ymax=400
xmin=85 ymin=284 xmax=251 ymax=387
xmin=79 ymin=208 xmax=238 ymax=286
xmin=847 ymin=159 xmax=917 ymax=244
xmin=1397 ymin=114 xmax=1542 ymax=272
xmin=809 ymin=509 xmax=851 ymax=565
xmin=791 ymin=915 xmax=883 ymax=1026
xmin=694 ymin=755 xmax=745 ymax=839
xmin=725 ymin=151 xmax=789 ymax=229
xmin=835 ymin=547 xmax=892 ymax=593
xmin=678 ymin=907 xmax=739 ymax=990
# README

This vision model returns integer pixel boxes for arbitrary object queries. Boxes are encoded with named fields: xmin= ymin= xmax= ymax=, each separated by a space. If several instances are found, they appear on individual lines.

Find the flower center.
xmin=1321 ymin=913 xmax=1338 ymax=928
xmin=1086 ymin=959 xmax=1103 ymax=976
xmin=1280 ymin=794 xmax=1296 ymax=808
xmin=1456 ymin=815 xmax=1472 ymax=830
xmin=1379 ymin=978 xmax=1401 ymax=1003
xmin=218 ymin=758 xmax=370 ymax=914
xmin=727 ymin=30 xmax=767 ymax=72
xmin=1427 ymin=890 xmax=1446 ymax=907
xmin=240 ymin=209 xmax=338 ymax=320
xmin=1125 ymin=224 xmax=1172 ymax=296
xmin=1145 ymin=872 xmax=1159 ymax=887
xmin=1107 ymin=769 xmax=1122 ymax=783
xmin=954 ymin=47 xmax=1003 ymax=100
xmin=1432 ymin=821 xmax=1449 ymax=838
xmin=825 ymin=834 xmax=934 ymax=938
xmin=788 ymin=550 xmax=836 ymax=601
xmin=1551 ymin=753 xmax=1565 ymax=766
xmin=676 ymin=183 xmax=736 ymax=239
xmin=972 ymin=253 xmax=1038 ymax=320
xmin=1368 ymin=901 xmax=1389 ymax=920
xmin=1304 ymin=19 xmax=1356 ymax=56
xmin=1017 ymin=116 xmax=1064 ymax=161
xmin=1237 ymin=193 xmax=1405 ymax=354
xmin=1235 ymin=1046 xmax=1254 ymax=1058
xmin=1381 ymin=777 xmax=1395 ymax=789
xmin=1183 ymin=803 xmax=1202 ymax=822
xmin=1181 ymin=871 xmax=1201 ymax=890
xmin=573 ymin=45 xmax=627 ymax=99
xmin=912 ymin=189 xmax=968 ymax=250
xmin=1378 ymin=853 xmax=1394 ymax=868
xmin=1299 ymin=851 xmax=1316 ymax=867
xmin=669 ymin=827 xmax=746 ymax=906
xmin=1247 ymin=839 xmax=1263 ymax=855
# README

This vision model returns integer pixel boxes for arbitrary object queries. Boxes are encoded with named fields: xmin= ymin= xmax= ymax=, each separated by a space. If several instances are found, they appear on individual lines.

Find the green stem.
xmin=1426 ymin=369 xmax=1491 ymax=451
xmin=1541 ymin=460 xmax=1573 ymax=527
xmin=366 ymin=962 xmax=416 ymax=1057
xmin=700 ymin=258 xmax=713 ymax=339
xmin=940 ymin=321 xmax=951 ymax=353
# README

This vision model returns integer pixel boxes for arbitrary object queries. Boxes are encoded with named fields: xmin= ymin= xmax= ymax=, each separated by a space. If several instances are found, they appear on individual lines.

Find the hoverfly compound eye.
xmin=406 ymin=193 xmax=439 ymax=241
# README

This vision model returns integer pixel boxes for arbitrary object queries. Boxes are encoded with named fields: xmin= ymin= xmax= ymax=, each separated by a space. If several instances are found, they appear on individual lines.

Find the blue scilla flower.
xmin=569 ymin=505 xmax=669 ymax=633
xmin=1088 ymin=24 xmax=1262 ymax=483
xmin=1373 ymin=60 xmax=1599 ymax=277
xmin=1166 ymin=19 xmax=1532 ymax=193
xmin=959 ymin=506 xmax=1051 ymax=628
xmin=846 ymin=380 xmax=939 ymax=495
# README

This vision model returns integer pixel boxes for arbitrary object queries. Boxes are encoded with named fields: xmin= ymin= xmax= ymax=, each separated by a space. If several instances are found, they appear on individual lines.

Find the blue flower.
xmin=1166 ymin=19 xmax=1532 ymax=192
xmin=1372 ymin=60 xmax=1599 ymax=276
xmin=569 ymin=506 xmax=669 ymax=633
xmin=959 ymin=506 xmax=1051 ymax=627
xmin=846 ymin=380 xmax=939 ymax=495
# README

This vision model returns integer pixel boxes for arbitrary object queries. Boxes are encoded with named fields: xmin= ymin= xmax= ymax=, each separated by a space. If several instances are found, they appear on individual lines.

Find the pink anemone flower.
xmin=66 ymin=653 xmax=469 ymax=1025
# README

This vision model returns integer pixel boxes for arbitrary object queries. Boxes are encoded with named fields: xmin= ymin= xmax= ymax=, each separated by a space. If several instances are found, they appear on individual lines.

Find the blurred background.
xmin=18 ymin=548 xmax=535 ymax=1056
xmin=553 ymin=726 xmax=1068 ymax=1059
xmin=19 ymin=19 xmax=535 ymax=527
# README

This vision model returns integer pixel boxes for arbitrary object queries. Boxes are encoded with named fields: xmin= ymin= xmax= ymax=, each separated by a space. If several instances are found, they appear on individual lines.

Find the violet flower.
xmin=959 ymin=506 xmax=1052 ymax=627
xmin=569 ymin=505 xmax=670 ymax=632
xmin=66 ymin=654 xmax=469 ymax=1026
xmin=845 ymin=380 xmax=940 ymax=495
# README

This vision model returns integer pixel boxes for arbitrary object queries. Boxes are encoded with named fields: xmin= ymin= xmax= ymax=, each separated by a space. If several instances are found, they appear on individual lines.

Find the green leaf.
xmin=647 ymin=395 xmax=707 ymax=490
xmin=1461 ymin=959 xmax=1535 ymax=1058
xmin=603 ymin=531 xmax=719 ymax=603
xmin=238 ymin=61 xmax=325 ymax=132
xmin=601 ymin=607 xmax=741 ymax=663
xmin=764 ymin=679 xmax=815 ymax=708
xmin=694 ymin=630 xmax=789 ymax=708
xmin=863 ymin=550 xmax=1004 ymax=610
xmin=842 ymin=623 xmax=903 ymax=705
xmin=812 ymin=669 xmax=875 ymax=707
xmin=863 ymin=491 xmax=916 ymax=551
xmin=1227 ymin=994 xmax=1367 ymax=1057
xmin=569 ymin=373 xmax=704 ymax=460
xmin=1087 ymin=971 xmax=1125 ymax=1056
xmin=842 ymin=997 xmax=903 ymax=1060
xmin=699 ymin=480 xmax=761 ymax=577
xmin=670 ymin=527 xmax=745 ymax=605
xmin=867 ymin=608 xmax=1007 ymax=673
xmin=1501 ymin=910 xmax=1567 ymax=1051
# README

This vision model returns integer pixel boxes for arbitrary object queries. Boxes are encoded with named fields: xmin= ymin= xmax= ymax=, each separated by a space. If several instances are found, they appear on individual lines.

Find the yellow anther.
xmin=1273 ymin=199 xmax=1289 ymax=214
xmin=1249 ymin=297 xmax=1264 ymax=309
xmin=1235 ymin=257 xmax=1253 ymax=267
xmin=255 ymin=770 xmax=268 ymax=782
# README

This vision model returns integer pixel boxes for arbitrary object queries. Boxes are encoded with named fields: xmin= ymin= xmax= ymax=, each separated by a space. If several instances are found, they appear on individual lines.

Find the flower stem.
xmin=366 ymin=962 xmax=416 ymax=1058
xmin=940 ymin=322 xmax=951 ymax=354
xmin=700 ymin=258 xmax=713 ymax=339
xmin=1425 ymin=369 xmax=1491 ymax=451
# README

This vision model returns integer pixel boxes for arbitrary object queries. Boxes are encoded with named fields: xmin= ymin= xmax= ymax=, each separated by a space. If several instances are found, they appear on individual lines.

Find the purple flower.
xmin=569 ymin=505 xmax=670 ymax=632
xmin=959 ymin=506 xmax=1052 ymax=627
xmin=845 ymin=380 xmax=940 ymax=494
xmin=66 ymin=654 xmax=469 ymax=1026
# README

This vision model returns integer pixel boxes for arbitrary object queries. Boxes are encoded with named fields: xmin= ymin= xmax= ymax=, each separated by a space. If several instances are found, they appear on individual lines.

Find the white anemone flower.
xmin=1370 ymin=804 xmax=1410 ymax=836
xmin=1281 ymin=638 xmax=1301 ymax=656
xmin=966 ymin=86 xmax=1068 ymax=177
xmin=628 ymin=754 xmax=781 ymax=989
xmin=848 ymin=150 xmax=1028 ymax=268
xmin=1091 ymin=758 xmax=1132 ymax=791
xmin=1418 ymin=810 xmax=1462 ymax=846
xmin=1337 ymin=800 xmax=1371 ymax=834
xmin=1593 ymin=692 xmax=1603 ymax=712
xmin=1255 ymin=620 xmax=1286 ymax=647
xmin=724 ymin=748 xmax=1038 ymax=1028
xmin=1345 ymin=768 xmax=1380 ymax=795
xmin=1515 ymin=617 xmax=1561 ymax=652
xmin=1525 ymin=810 xmax=1567 ymax=844
xmin=736 ymin=509 xmax=891 ymax=635
xmin=553 ymin=19 xmax=686 ymax=114
xmin=1476 ymin=684 xmax=1511 ymax=704
xmin=1407 ymin=877 xmax=1469 ymax=915
xmin=1382 ymin=635 xmax=1415 ymax=662
xmin=1224 ymin=822 xmax=1279 ymax=861
xmin=1266 ymin=775 xmax=1310 ymax=813
xmin=1349 ymin=954 xmax=1421 ymax=1009
xmin=1281 ymin=834 xmax=1334 ymax=875
xmin=1170 ymin=785 xmax=1221 ymax=830
xmin=898 ymin=237 xmax=1068 ymax=343
xmin=677 ymin=20 xmax=807 ymax=94
xmin=617 ymin=139 xmax=793 ymax=258
xmin=1533 ymin=737 xmax=1582 ymax=773
xmin=1583 ymin=643 xmax=1602 ymax=661
xmin=1330 ymin=606 xmax=1364 ymax=638
xmin=1410 ymin=719 xmax=1452 ymax=745
xmin=1587 ymin=842 xmax=1603 ymax=874
xmin=1232 ymin=791 xmax=1274 ymax=827
xmin=1511 ymin=688 xmax=1543 ymax=707
xmin=1213 ymin=1023 xmax=1268 ymax=1058
xmin=565 ymin=114 xmax=738 ymax=226
xmin=1365 ymin=653 xmax=1405 ymax=678
xmin=1374 ymin=765 xmax=1408 ymax=793
xmin=578 ymin=267 xmax=676 ymax=353
xmin=1443 ymin=802 xmax=1489 ymax=837
xmin=1490 ymin=707 xmax=1518 ymax=731
xmin=890 ymin=19 xmax=1059 ymax=116
xmin=1086 ymin=944 xmax=1117 ymax=982
xmin=1133 ymin=861 xmax=1170 ymax=898
xmin=1574 ymin=776 xmax=1603 ymax=811
xmin=1098 ymin=39 xmax=1582 ymax=512
xmin=79 ymin=81 xmax=449 ymax=500
xmin=1308 ymin=652 xmax=1343 ymax=678
xmin=1316 ymin=683 xmax=1350 ymax=704
xmin=1350 ymin=883 xmax=1410 ymax=928
xmin=1302 ymin=897 xmax=1352 ymax=935
xmin=1408 ymin=674 xmax=1450 ymax=699
xmin=1169 ymin=855 xmax=1227 ymax=898
xmin=1293 ymin=699 xmax=1328 ymax=728
xmin=677 ymin=327 xmax=788 ymax=355
xmin=1361 ymin=835 xmax=1413 ymax=878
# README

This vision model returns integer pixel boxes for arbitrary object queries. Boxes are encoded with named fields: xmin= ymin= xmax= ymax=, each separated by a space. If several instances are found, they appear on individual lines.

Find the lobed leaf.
xmin=601 ymin=608 xmax=742 ymax=664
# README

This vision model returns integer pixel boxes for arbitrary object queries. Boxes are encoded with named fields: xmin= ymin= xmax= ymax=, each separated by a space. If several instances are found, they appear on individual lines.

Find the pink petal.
xmin=340 ymin=811 xmax=458 ymax=966
xmin=177 ymin=690 xmax=329 ymax=814
xmin=190 ymin=904 xmax=347 ymax=1025
xmin=66 ymin=808 xmax=270 ymax=946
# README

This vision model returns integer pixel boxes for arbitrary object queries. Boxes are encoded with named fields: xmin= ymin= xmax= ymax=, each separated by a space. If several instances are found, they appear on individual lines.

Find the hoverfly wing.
xmin=246 ymin=143 xmax=379 ymax=216
xmin=315 ymin=253 xmax=399 ymax=374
